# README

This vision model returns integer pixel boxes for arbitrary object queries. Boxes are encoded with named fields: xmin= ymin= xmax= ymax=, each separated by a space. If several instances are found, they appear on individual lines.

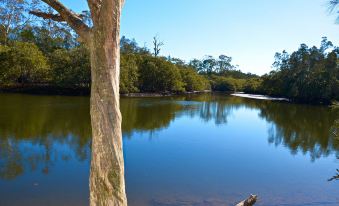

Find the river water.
xmin=0 ymin=93 xmax=338 ymax=206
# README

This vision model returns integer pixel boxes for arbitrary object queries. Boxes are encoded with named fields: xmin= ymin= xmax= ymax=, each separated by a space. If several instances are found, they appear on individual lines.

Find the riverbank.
xmin=0 ymin=84 xmax=90 ymax=96
xmin=1 ymin=85 xmax=337 ymax=106
xmin=0 ymin=84 xmax=211 ymax=97
xmin=121 ymin=90 xmax=212 ymax=97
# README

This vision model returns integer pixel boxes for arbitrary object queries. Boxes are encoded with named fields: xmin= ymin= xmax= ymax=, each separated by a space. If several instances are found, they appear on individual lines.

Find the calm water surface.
xmin=0 ymin=93 xmax=338 ymax=206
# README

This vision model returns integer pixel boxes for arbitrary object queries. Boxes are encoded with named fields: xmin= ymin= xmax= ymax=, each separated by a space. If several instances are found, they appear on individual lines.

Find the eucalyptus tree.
xmin=202 ymin=55 xmax=217 ymax=74
xmin=30 ymin=0 xmax=127 ymax=205
xmin=217 ymin=55 xmax=234 ymax=73
xmin=0 ymin=0 xmax=28 ymax=44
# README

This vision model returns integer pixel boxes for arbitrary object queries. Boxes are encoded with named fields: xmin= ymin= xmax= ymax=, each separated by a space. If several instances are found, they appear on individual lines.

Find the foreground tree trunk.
xmin=31 ymin=0 xmax=127 ymax=205
xmin=88 ymin=7 xmax=127 ymax=205
xmin=31 ymin=1 xmax=256 ymax=206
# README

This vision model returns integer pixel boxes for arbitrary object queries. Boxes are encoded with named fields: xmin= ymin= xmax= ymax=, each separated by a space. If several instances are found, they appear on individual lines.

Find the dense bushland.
xmin=0 ymin=2 xmax=338 ymax=104
xmin=0 ymin=24 xmax=253 ymax=94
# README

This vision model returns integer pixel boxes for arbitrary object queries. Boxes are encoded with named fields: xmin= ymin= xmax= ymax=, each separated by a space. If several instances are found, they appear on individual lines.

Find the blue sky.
xmin=60 ymin=0 xmax=339 ymax=75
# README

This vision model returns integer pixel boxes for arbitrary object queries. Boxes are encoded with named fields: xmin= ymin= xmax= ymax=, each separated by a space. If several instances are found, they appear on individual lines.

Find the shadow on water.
xmin=0 ymin=93 xmax=338 ymax=182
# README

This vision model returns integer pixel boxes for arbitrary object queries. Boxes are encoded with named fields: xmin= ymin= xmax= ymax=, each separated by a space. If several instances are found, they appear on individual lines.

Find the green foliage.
xmin=179 ymin=66 xmax=210 ymax=91
xmin=138 ymin=56 xmax=185 ymax=92
xmin=2 ymin=33 xmax=337 ymax=105
xmin=120 ymin=54 xmax=139 ymax=93
xmin=242 ymin=78 xmax=263 ymax=94
xmin=209 ymin=75 xmax=238 ymax=92
xmin=189 ymin=55 xmax=257 ymax=79
xmin=0 ymin=34 xmax=211 ymax=94
xmin=23 ymin=26 xmax=78 ymax=54
xmin=261 ymin=38 xmax=339 ymax=104
xmin=0 ymin=0 xmax=338 ymax=105
xmin=188 ymin=55 xmax=258 ymax=93
xmin=49 ymin=45 xmax=90 ymax=87
xmin=0 ymin=42 xmax=48 ymax=84
xmin=0 ymin=0 xmax=27 ymax=44
xmin=0 ymin=45 xmax=11 ymax=82
xmin=120 ymin=36 xmax=149 ymax=55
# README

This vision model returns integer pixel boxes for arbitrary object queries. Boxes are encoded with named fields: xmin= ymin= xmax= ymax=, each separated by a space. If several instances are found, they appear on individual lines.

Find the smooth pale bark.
xmin=236 ymin=195 xmax=257 ymax=206
xmin=32 ymin=0 xmax=127 ymax=205
xmin=88 ymin=2 xmax=127 ymax=205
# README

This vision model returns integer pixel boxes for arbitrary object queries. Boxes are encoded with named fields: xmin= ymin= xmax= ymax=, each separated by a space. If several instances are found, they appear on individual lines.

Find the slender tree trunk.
xmin=88 ymin=5 xmax=127 ymax=206
xmin=89 ymin=32 xmax=127 ymax=206
xmin=30 ymin=0 xmax=127 ymax=205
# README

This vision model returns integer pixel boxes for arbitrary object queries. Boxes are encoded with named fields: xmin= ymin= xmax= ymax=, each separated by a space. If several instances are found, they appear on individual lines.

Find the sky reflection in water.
xmin=0 ymin=93 xmax=338 ymax=206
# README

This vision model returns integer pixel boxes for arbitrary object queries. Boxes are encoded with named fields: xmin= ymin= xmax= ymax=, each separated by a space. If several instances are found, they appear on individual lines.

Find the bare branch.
xmin=34 ymin=0 xmax=91 ymax=41
xmin=29 ymin=10 xmax=64 ymax=22
xmin=29 ymin=10 xmax=86 ymax=23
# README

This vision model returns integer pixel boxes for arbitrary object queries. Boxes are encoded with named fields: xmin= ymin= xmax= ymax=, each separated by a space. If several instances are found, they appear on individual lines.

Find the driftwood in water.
xmin=328 ymin=169 xmax=339 ymax=181
xmin=236 ymin=194 xmax=257 ymax=206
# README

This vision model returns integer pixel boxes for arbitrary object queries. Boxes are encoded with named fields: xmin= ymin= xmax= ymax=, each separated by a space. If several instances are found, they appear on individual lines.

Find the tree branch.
xmin=33 ymin=0 xmax=91 ymax=41
xmin=29 ymin=10 xmax=64 ymax=22
xmin=29 ymin=10 xmax=86 ymax=23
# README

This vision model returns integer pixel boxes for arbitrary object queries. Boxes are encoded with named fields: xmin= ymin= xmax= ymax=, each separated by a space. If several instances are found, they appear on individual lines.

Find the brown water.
xmin=0 ymin=93 xmax=338 ymax=206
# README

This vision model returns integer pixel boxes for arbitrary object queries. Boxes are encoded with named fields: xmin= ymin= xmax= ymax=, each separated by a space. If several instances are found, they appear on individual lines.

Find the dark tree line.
xmin=0 ymin=1 xmax=338 ymax=104
xmin=259 ymin=38 xmax=339 ymax=104
xmin=1 ymin=33 xmax=338 ymax=104
xmin=0 ymin=17 xmax=255 ymax=94
xmin=0 ymin=27 xmax=211 ymax=93
xmin=0 ymin=0 xmax=258 ymax=95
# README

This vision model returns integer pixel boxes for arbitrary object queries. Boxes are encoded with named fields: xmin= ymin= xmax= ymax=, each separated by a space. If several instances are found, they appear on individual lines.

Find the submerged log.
xmin=328 ymin=169 xmax=339 ymax=181
xmin=236 ymin=194 xmax=257 ymax=206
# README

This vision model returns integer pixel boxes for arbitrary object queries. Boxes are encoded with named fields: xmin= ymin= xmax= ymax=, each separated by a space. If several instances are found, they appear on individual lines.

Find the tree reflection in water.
xmin=0 ymin=93 xmax=338 ymax=180
xmin=261 ymin=103 xmax=339 ymax=161
xmin=0 ymin=94 xmax=91 ymax=180
xmin=328 ymin=120 xmax=338 ymax=182
xmin=328 ymin=168 xmax=339 ymax=181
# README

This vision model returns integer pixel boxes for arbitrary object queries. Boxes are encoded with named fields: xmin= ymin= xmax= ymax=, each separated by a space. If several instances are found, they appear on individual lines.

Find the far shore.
xmin=121 ymin=90 xmax=212 ymax=97
xmin=0 ymin=85 xmax=337 ymax=106
xmin=0 ymin=84 xmax=212 ymax=97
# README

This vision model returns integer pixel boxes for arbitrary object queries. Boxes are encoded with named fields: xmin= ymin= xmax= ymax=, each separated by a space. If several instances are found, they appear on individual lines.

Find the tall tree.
xmin=217 ymin=55 xmax=234 ymax=73
xmin=202 ymin=55 xmax=217 ymax=74
xmin=30 ymin=0 xmax=127 ymax=205
xmin=0 ymin=0 xmax=28 ymax=44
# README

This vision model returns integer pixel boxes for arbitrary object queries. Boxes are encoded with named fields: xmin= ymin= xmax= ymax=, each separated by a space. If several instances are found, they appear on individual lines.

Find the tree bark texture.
xmin=88 ymin=1 xmax=127 ymax=205
xmin=31 ymin=0 xmax=127 ymax=205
